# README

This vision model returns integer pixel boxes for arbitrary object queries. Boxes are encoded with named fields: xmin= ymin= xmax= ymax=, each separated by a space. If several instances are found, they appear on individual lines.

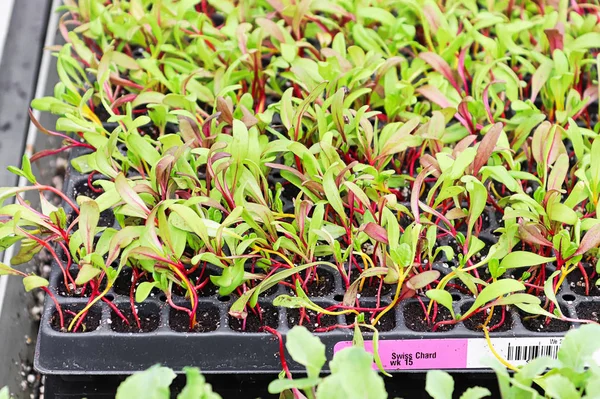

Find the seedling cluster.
xmin=0 ymin=0 xmax=599 ymax=368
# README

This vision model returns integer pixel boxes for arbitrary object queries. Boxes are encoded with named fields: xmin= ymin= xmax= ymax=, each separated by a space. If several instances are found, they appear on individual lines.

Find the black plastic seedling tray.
xmin=35 ymin=147 xmax=591 ymax=375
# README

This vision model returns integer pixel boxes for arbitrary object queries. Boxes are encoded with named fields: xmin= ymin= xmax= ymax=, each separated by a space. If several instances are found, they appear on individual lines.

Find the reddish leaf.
xmin=531 ymin=122 xmax=550 ymax=164
xmin=471 ymin=122 xmax=504 ymax=175
xmin=216 ymin=97 xmax=234 ymax=125
xmin=457 ymin=47 xmax=469 ymax=96
xmin=423 ymin=4 xmax=441 ymax=34
xmin=177 ymin=115 xmax=202 ymax=147
xmin=545 ymin=29 xmax=564 ymax=52
xmin=547 ymin=153 xmax=568 ymax=192
xmin=407 ymin=270 xmax=440 ymax=290
xmin=482 ymin=80 xmax=504 ymax=123
xmin=79 ymin=200 xmax=99 ymax=254
xmin=115 ymin=173 xmax=151 ymax=217
xmin=256 ymin=17 xmax=285 ymax=42
xmin=265 ymin=163 xmax=307 ymax=181
xmin=342 ymin=267 xmax=387 ymax=306
xmin=362 ymin=222 xmax=388 ymax=244
xmin=417 ymin=85 xmax=452 ymax=108
xmin=518 ymin=223 xmax=553 ymax=247
xmin=419 ymin=154 xmax=441 ymax=177
xmin=418 ymin=52 xmax=460 ymax=93
xmin=452 ymin=135 xmax=477 ymax=157
xmin=240 ymin=105 xmax=258 ymax=128
xmin=575 ymin=223 xmax=600 ymax=256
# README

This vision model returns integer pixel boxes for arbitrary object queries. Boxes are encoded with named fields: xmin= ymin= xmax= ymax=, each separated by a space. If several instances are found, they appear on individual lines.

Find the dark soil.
xmin=455 ymin=210 xmax=492 ymax=235
xmin=280 ymin=182 xmax=300 ymax=202
xmin=399 ymin=211 xmax=413 ymax=229
xmin=510 ymin=266 xmax=561 ymax=294
xmin=520 ymin=315 xmax=571 ymax=332
xmin=172 ymin=268 xmax=219 ymax=298
xmin=71 ymin=179 xmax=115 ymax=227
xmin=519 ymin=310 xmax=571 ymax=333
xmin=348 ymin=269 xmax=392 ymax=297
xmin=58 ymin=268 xmax=106 ymax=297
xmin=404 ymin=301 xmax=455 ymax=332
xmin=446 ymin=236 xmax=495 ymax=265
xmin=110 ymin=303 xmax=161 ymax=333
xmin=210 ymin=12 xmax=225 ymax=26
xmin=445 ymin=266 xmax=493 ymax=296
xmin=304 ymin=268 xmax=336 ymax=296
xmin=345 ymin=302 xmax=396 ymax=332
xmin=287 ymin=307 xmax=338 ymax=332
xmin=461 ymin=304 xmax=513 ymax=332
xmin=576 ymin=302 xmax=600 ymax=323
xmin=50 ymin=305 xmax=101 ymax=333
xmin=567 ymin=264 xmax=600 ymax=296
xmin=169 ymin=305 xmax=220 ymax=333
xmin=285 ymin=267 xmax=337 ymax=297
xmin=113 ymin=268 xmax=160 ymax=297
xmin=228 ymin=304 xmax=279 ymax=332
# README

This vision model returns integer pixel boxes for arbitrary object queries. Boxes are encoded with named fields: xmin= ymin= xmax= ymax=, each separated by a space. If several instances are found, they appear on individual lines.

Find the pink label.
xmin=334 ymin=339 xmax=468 ymax=370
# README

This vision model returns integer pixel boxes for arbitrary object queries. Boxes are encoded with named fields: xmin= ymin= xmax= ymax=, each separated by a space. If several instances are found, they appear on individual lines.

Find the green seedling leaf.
xmin=23 ymin=275 xmax=49 ymax=292
xmin=0 ymin=387 xmax=8 ymax=399
xmin=7 ymin=155 xmax=37 ymax=184
xmin=177 ymin=367 xmax=221 ymax=399
xmin=11 ymin=239 xmax=43 ymax=265
xmin=491 ymin=293 xmax=541 ymax=307
xmin=571 ymin=32 xmax=600 ymax=50
xmin=353 ymin=314 xmax=365 ymax=348
xmin=324 ymin=166 xmax=347 ymax=226
xmin=292 ymin=81 xmax=327 ymax=140
xmin=544 ymin=270 xmax=562 ymax=314
xmin=136 ymin=281 xmax=157 ymax=303
xmin=79 ymin=200 xmax=100 ymax=254
xmin=116 ymin=365 xmax=175 ymax=399
xmin=515 ymin=356 xmax=558 ymax=383
xmin=515 ymin=303 xmax=555 ymax=318
xmin=499 ymin=251 xmax=555 ymax=270
xmin=557 ymin=324 xmax=600 ymax=372
xmin=0 ymin=262 xmax=20 ymax=276
xmin=426 ymin=289 xmax=455 ymax=319
xmin=464 ymin=279 xmax=525 ymax=317
xmin=268 ymin=377 xmax=320 ymax=394
xmin=543 ymin=375 xmax=579 ymax=399
xmin=232 ymin=262 xmax=337 ymax=317
xmin=286 ymin=326 xmax=326 ymax=379
xmin=210 ymin=261 xmax=245 ymax=296
xmin=459 ymin=387 xmax=491 ymax=399
xmin=273 ymin=294 xmax=321 ymax=311
xmin=531 ymin=58 xmax=554 ymax=102
xmin=426 ymin=370 xmax=454 ymax=399
xmin=461 ymin=176 xmax=487 ymax=237
xmin=548 ymin=202 xmax=578 ymax=225
xmin=75 ymin=262 xmax=101 ymax=285
xmin=379 ymin=118 xmax=421 ymax=156
xmin=466 ymin=236 xmax=486 ymax=261
xmin=316 ymin=347 xmax=387 ymax=399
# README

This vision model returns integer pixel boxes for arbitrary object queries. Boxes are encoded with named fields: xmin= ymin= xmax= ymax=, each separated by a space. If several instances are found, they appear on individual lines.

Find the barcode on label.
xmin=506 ymin=342 xmax=560 ymax=361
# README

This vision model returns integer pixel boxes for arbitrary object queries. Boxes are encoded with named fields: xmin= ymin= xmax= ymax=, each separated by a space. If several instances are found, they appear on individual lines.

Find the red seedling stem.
xmin=43 ymin=287 xmax=65 ymax=329
xmin=130 ymin=270 xmax=142 ymax=329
